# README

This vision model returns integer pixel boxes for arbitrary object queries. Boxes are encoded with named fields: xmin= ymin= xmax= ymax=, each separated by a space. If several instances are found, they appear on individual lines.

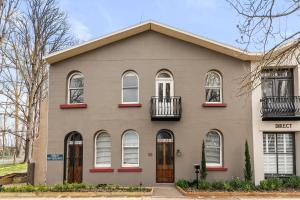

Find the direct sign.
xmin=275 ymin=123 xmax=292 ymax=129
xmin=47 ymin=154 xmax=63 ymax=161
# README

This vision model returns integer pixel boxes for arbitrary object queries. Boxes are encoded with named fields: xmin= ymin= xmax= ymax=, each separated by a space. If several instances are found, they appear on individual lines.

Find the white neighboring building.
xmin=251 ymin=54 xmax=300 ymax=184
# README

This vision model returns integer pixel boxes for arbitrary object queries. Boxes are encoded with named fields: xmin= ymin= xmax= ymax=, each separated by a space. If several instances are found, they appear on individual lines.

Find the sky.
xmin=58 ymin=0 xmax=299 ymax=52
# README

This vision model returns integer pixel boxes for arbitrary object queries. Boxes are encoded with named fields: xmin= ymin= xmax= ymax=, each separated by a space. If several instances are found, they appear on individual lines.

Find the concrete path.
xmin=152 ymin=185 xmax=183 ymax=198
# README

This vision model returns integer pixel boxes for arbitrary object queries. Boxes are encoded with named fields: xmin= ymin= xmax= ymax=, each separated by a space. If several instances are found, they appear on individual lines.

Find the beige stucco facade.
xmin=45 ymin=29 xmax=253 ymax=186
xmin=251 ymin=57 xmax=300 ymax=184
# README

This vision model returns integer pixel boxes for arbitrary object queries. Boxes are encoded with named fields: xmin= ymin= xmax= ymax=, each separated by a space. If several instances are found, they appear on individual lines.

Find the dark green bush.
xmin=211 ymin=181 xmax=225 ymax=190
xmin=1 ymin=183 xmax=146 ymax=193
xmin=282 ymin=176 xmax=300 ymax=189
xmin=198 ymin=180 xmax=211 ymax=190
xmin=259 ymin=178 xmax=282 ymax=191
xmin=176 ymin=179 xmax=190 ymax=189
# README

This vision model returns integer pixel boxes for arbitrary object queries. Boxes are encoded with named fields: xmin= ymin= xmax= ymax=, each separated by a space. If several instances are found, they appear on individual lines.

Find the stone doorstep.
xmin=176 ymin=186 xmax=300 ymax=197
xmin=0 ymin=188 xmax=153 ymax=197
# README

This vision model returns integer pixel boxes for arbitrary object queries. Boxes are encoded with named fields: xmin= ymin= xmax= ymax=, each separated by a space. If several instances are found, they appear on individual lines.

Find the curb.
xmin=0 ymin=187 xmax=153 ymax=197
xmin=176 ymin=186 xmax=300 ymax=197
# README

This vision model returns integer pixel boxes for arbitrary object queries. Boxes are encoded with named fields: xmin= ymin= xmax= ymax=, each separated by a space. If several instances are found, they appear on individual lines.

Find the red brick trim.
xmin=202 ymin=103 xmax=227 ymax=107
xmin=89 ymin=168 xmax=114 ymax=173
xmin=60 ymin=104 xmax=87 ymax=109
xmin=118 ymin=104 xmax=142 ymax=108
xmin=206 ymin=167 xmax=228 ymax=171
xmin=117 ymin=167 xmax=142 ymax=172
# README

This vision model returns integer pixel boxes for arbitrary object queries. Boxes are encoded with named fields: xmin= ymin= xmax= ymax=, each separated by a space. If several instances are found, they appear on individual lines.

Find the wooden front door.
xmin=156 ymin=130 xmax=174 ymax=183
xmin=66 ymin=133 xmax=83 ymax=183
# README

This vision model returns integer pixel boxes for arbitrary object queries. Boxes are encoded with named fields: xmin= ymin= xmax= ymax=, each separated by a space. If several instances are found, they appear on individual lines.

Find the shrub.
xmin=244 ymin=140 xmax=252 ymax=182
xmin=200 ymin=140 xmax=207 ymax=180
xmin=211 ymin=181 xmax=225 ymax=191
xmin=259 ymin=177 xmax=282 ymax=191
xmin=282 ymin=176 xmax=300 ymax=189
xmin=198 ymin=180 xmax=211 ymax=190
xmin=176 ymin=179 xmax=190 ymax=189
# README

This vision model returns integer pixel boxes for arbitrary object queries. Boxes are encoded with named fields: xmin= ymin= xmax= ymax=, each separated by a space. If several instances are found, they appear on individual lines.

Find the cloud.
xmin=70 ymin=18 xmax=94 ymax=42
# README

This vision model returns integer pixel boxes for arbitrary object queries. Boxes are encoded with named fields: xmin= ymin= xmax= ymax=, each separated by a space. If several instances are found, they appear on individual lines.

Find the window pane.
xmin=206 ymin=72 xmax=220 ymax=87
xmin=70 ymin=89 xmax=84 ymax=103
xmin=206 ymin=89 xmax=220 ymax=102
xmin=261 ymin=80 xmax=273 ymax=97
xmin=278 ymin=154 xmax=293 ymax=174
xmin=274 ymin=80 xmax=292 ymax=97
xmin=123 ymin=74 xmax=138 ymax=88
xmin=96 ymin=133 xmax=111 ymax=166
xmin=263 ymin=134 xmax=276 ymax=153
xmin=124 ymin=147 xmax=138 ymax=164
xmin=158 ymin=72 xmax=171 ymax=78
xmin=205 ymin=131 xmax=221 ymax=165
xmin=264 ymin=154 xmax=277 ymax=174
xmin=123 ymin=88 xmax=138 ymax=102
xmin=70 ymin=74 xmax=84 ymax=88
xmin=123 ymin=131 xmax=138 ymax=147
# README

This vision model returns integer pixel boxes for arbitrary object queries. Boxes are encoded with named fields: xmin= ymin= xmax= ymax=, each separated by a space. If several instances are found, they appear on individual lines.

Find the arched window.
xmin=95 ymin=131 xmax=111 ymax=167
xmin=122 ymin=130 xmax=139 ymax=167
xmin=205 ymin=130 xmax=223 ymax=167
xmin=205 ymin=71 xmax=222 ymax=103
xmin=68 ymin=72 xmax=84 ymax=104
xmin=122 ymin=71 xmax=139 ymax=103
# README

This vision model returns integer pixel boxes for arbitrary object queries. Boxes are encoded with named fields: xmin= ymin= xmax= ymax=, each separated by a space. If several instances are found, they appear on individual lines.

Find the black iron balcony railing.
xmin=151 ymin=96 xmax=182 ymax=121
xmin=261 ymin=96 xmax=300 ymax=120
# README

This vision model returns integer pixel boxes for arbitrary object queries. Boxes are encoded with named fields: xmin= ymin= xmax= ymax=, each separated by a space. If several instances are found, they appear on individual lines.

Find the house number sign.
xmin=275 ymin=123 xmax=292 ymax=129
xmin=47 ymin=154 xmax=64 ymax=161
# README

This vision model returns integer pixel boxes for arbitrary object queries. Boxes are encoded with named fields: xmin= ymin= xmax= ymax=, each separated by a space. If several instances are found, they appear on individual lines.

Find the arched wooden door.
xmin=156 ymin=130 xmax=174 ymax=183
xmin=64 ymin=132 xmax=83 ymax=183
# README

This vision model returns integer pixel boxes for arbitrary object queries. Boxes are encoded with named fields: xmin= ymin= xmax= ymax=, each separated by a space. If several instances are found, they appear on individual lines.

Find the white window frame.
xmin=67 ymin=72 xmax=84 ymax=104
xmin=94 ymin=131 xmax=112 ymax=168
xmin=205 ymin=130 xmax=223 ymax=167
xmin=122 ymin=130 xmax=139 ymax=167
xmin=121 ymin=71 xmax=139 ymax=104
xmin=205 ymin=71 xmax=222 ymax=104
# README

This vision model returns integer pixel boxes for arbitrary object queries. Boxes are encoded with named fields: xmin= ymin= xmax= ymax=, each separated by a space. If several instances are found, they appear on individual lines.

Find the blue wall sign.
xmin=47 ymin=154 xmax=64 ymax=161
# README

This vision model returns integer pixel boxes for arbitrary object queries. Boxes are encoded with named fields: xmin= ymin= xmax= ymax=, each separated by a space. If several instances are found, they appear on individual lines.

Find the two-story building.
xmin=42 ymin=21 xmax=300 ymax=185
xmin=251 ymin=56 xmax=300 ymax=184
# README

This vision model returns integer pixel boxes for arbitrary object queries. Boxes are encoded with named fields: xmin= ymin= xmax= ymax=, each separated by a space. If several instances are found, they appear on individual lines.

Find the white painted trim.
xmin=94 ymin=131 xmax=112 ymax=168
xmin=204 ymin=70 xmax=223 ymax=104
xmin=67 ymin=72 xmax=84 ymax=104
xmin=122 ymin=130 xmax=139 ymax=167
xmin=121 ymin=71 xmax=139 ymax=104
xmin=205 ymin=130 xmax=223 ymax=167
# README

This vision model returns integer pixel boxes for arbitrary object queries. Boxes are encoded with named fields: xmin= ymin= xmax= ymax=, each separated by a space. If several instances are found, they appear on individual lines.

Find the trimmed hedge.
xmin=0 ymin=183 xmax=147 ymax=192
xmin=176 ymin=176 xmax=300 ymax=192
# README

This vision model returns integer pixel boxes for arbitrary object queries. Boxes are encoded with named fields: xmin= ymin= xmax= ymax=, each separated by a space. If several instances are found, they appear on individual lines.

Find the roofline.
xmin=44 ymin=20 xmax=261 ymax=64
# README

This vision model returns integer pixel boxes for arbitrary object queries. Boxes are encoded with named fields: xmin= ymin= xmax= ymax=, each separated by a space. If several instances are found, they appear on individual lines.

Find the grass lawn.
xmin=0 ymin=163 xmax=27 ymax=176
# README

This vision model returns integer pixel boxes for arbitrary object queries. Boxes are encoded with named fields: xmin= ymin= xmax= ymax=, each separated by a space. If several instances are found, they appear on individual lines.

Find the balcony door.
xmin=155 ymin=71 xmax=174 ymax=115
xmin=261 ymin=69 xmax=295 ymax=118
xmin=261 ymin=69 xmax=293 ymax=98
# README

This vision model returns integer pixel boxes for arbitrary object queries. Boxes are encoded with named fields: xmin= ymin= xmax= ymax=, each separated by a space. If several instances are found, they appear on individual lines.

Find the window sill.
xmin=202 ymin=103 xmax=227 ymax=107
xmin=117 ymin=167 xmax=142 ymax=172
xmin=206 ymin=167 xmax=228 ymax=171
xmin=118 ymin=104 xmax=142 ymax=108
xmin=89 ymin=168 xmax=114 ymax=173
xmin=60 ymin=103 xmax=87 ymax=109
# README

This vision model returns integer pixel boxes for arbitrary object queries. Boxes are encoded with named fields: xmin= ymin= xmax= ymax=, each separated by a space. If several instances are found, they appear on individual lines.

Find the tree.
xmin=244 ymin=140 xmax=252 ymax=182
xmin=226 ymin=0 xmax=300 ymax=93
xmin=1 ymin=0 xmax=74 ymax=163
xmin=0 ymin=0 xmax=19 ymax=47
xmin=200 ymin=140 xmax=207 ymax=180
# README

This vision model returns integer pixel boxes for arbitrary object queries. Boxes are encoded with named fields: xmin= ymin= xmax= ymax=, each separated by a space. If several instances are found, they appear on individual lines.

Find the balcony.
xmin=261 ymin=96 xmax=300 ymax=120
xmin=150 ymin=96 xmax=182 ymax=121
